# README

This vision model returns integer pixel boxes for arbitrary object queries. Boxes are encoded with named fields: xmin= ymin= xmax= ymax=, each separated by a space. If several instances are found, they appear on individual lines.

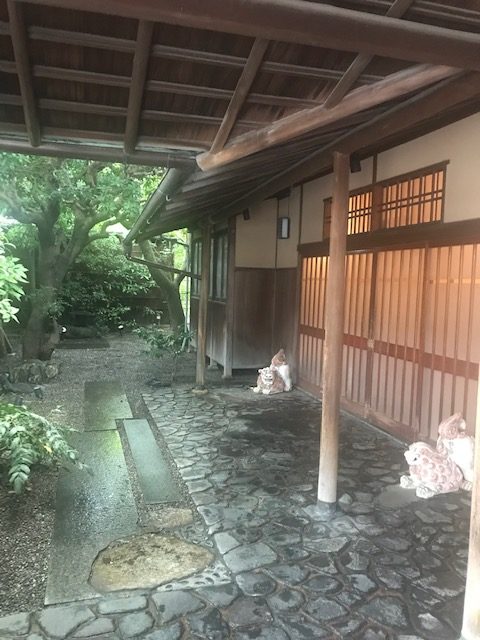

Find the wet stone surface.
xmin=0 ymin=384 xmax=471 ymax=639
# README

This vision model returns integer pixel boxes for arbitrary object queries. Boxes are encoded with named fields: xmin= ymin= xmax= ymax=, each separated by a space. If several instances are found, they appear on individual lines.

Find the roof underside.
xmin=1 ymin=0 xmax=480 ymax=236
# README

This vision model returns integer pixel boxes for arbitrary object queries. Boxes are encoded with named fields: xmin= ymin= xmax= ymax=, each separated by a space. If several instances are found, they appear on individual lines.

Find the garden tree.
xmin=0 ymin=153 xmax=164 ymax=360
xmin=138 ymin=236 xmax=188 ymax=332
xmin=0 ymin=233 xmax=28 ymax=358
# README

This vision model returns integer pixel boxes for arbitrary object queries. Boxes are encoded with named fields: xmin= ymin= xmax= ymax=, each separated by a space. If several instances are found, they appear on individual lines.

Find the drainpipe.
xmin=124 ymin=168 xmax=189 ymax=251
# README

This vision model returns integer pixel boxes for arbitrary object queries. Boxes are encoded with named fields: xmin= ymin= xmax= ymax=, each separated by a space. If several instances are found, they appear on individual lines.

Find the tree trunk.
xmin=22 ymin=297 xmax=60 ymax=361
xmin=0 ymin=324 xmax=8 ymax=359
xmin=139 ymin=240 xmax=186 ymax=332
xmin=22 ymin=238 xmax=62 ymax=361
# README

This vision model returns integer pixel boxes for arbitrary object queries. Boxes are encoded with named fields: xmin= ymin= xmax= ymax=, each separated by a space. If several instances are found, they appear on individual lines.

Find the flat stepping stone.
xmin=123 ymin=419 xmax=182 ymax=504
xmin=90 ymin=533 xmax=214 ymax=592
xmin=84 ymin=380 xmax=132 ymax=430
xmin=45 ymin=431 xmax=138 ymax=604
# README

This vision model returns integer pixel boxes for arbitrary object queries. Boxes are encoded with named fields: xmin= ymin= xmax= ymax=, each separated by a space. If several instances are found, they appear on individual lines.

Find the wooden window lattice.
xmin=323 ymin=164 xmax=445 ymax=239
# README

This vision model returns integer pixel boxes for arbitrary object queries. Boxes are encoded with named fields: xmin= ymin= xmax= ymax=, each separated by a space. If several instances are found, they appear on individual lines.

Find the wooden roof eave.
xmin=134 ymin=71 xmax=480 ymax=241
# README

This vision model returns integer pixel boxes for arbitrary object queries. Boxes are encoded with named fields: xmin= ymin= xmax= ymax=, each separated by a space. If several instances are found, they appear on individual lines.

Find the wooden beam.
xmin=42 ymin=126 xmax=206 ymax=152
xmin=324 ymin=0 xmax=415 ymax=108
xmin=1 ymin=91 xmax=260 ymax=130
xmin=7 ymin=0 xmax=41 ymax=146
xmin=317 ymin=151 xmax=350 ymax=513
xmin=33 ymin=64 xmax=131 ymax=87
xmin=196 ymin=224 xmax=211 ymax=388
xmin=213 ymin=72 xmax=480 ymax=220
xmin=0 ymin=21 xmax=381 ymax=83
xmin=13 ymin=21 xmax=381 ymax=84
xmin=125 ymin=20 xmax=154 ymax=154
xmin=210 ymin=38 xmax=269 ymax=153
xmin=0 ymin=137 xmax=196 ymax=168
xmin=142 ymin=109 xmax=262 ymax=128
xmin=0 ymin=60 xmax=17 ymax=73
xmin=28 ymin=24 xmax=135 ymax=52
xmin=0 ymin=93 xmax=22 ymax=105
xmin=0 ymin=59 xmax=322 ymax=109
xmin=197 ymin=64 xmax=460 ymax=170
xmin=19 ymin=0 xmax=480 ymax=71
xmin=462 ymin=376 xmax=480 ymax=640
xmin=39 ymin=98 xmax=126 ymax=117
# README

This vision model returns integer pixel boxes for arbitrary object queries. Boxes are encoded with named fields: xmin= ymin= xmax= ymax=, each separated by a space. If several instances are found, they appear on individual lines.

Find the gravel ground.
xmin=0 ymin=333 xmax=198 ymax=617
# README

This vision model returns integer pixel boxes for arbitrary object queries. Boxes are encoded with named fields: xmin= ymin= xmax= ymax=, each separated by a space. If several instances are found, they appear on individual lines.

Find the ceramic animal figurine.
xmin=436 ymin=413 xmax=475 ymax=487
xmin=252 ymin=366 xmax=286 ymax=395
xmin=270 ymin=349 xmax=292 ymax=391
xmin=400 ymin=441 xmax=467 ymax=498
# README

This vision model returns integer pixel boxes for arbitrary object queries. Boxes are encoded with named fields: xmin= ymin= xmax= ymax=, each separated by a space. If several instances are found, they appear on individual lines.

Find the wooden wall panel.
xmin=190 ymin=297 xmax=226 ymax=367
xmin=208 ymin=301 xmax=227 ymax=366
xmin=233 ymin=268 xmax=274 ymax=368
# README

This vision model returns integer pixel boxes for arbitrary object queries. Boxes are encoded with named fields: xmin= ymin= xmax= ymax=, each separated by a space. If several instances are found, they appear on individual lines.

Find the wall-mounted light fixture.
xmin=277 ymin=216 xmax=290 ymax=239
xmin=350 ymin=153 xmax=362 ymax=173
xmin=242 ymin=209 xmax=250 ymax=220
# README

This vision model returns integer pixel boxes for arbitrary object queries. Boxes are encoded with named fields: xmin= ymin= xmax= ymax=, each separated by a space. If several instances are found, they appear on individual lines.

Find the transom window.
xmin=323 ymin=163 xmax=446 ymax=239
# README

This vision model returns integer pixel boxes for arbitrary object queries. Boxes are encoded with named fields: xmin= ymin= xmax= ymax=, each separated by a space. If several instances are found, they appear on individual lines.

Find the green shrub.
xmin=0 ymin=402 xmax=83 ymax=493
xmin=134 ymin=325 xmax=193 ymax=357
xmin=59 ymin=236 xmax=153 ymax=331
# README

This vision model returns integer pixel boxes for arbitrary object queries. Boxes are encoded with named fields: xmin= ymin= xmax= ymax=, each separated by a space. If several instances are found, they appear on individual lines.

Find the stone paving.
xmin=0 ymin=385 xmax=471 ymax=639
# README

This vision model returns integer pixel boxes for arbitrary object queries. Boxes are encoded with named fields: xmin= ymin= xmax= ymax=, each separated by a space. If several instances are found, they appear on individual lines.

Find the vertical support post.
xmin=223 ymin=217 xmax=236 ymax=378
xmin=461 ymin=375 xmax=480 ymax=640
xmin=317 ymin=151 xmax=350 ymax=515
xmin=196 ymin=224 xmax=211 ymax=388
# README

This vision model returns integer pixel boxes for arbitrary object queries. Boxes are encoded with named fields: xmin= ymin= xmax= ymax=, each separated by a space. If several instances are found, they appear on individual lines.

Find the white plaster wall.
xmin=300 ymin=175 xmax=330 ymax=244
xmin=235 ymin=198 xmax=277 ymax=268
xmin=299 ymin=156 xmax=374 ymax=244
xmin=377 ymin=113 xmax=480 ymax=223
xmin=276 ymin=186 xmax=301 ymax=268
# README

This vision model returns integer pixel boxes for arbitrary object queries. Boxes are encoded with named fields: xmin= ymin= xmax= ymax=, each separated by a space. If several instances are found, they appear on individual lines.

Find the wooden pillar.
xmin=461 ymin=377 xmax=480 ymax=640
xmin=317 ymin=151 xmax=350 ymax=515
xmin=195 ymin=224 xmax=211 ymax=388
xmin=223 ymin=217 xmax=236 ymax=378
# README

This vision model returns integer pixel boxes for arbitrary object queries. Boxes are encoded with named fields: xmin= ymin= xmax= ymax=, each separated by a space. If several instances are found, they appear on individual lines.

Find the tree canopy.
xmin=0 ymin=153 xmax=190 ymax=359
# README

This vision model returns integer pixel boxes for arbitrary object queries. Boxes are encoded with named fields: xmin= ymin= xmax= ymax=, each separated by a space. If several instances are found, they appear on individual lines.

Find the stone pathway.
xmin=0 ymin=384 xmax=470 ymax=639
xmin=45 ymin=430 xmax=138 ymax=605
xmin=123 ymin=419 xmax=181 ymax=504
xmin=84 ymin=380 xmax=132 ymax=430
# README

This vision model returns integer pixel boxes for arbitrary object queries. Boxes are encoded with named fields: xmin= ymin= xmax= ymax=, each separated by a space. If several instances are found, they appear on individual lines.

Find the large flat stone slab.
xmin=90 ymin=533 xmax=214 ymax=592
xmin=84 ymin=380 xmax=132 ymax=430
xmin=45 ymin=431 xmax=138 ymax=604
xmin=123 ymin=419 xmax=182 ymax=504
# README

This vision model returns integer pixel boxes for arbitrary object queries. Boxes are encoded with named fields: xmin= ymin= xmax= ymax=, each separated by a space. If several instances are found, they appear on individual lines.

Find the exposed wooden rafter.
xmin=0 ymin=23 xmax=383 ymax=83
xmin=210 ymin=38 xmax=269 ymax=153
xmin=124 ymin=20 xmax=154 ymax=154
xmin=6 ymin=0 xmax=41 ymax=146
xmin=0 ymin=137 xmax=196 ymax=167
xmin=197 ymin=64 xmax=460 ymax=171
xmin=18 ymin=0 xmax=480 ymax=71
xmin=0 ymin=58 xmax=337 ymax=109
xmin=0 ymin=94 xmax=264 ymax=131
xmin=324 ymin=0 xmax=415 ymax=109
